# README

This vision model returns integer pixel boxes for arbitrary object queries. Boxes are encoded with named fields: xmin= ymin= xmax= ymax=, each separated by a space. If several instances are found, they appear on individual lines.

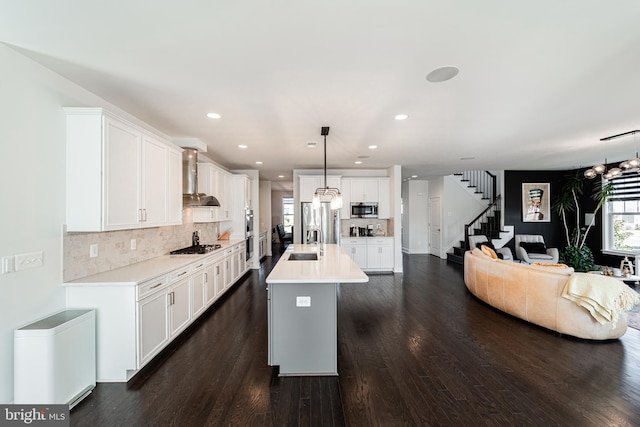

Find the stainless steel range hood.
xmin=182 ymin=148 xmax=220 ymax=207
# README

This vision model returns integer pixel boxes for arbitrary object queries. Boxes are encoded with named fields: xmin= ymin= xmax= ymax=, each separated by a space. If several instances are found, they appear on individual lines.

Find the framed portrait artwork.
xmin=522 ymin=183 xmax=550 ymax=222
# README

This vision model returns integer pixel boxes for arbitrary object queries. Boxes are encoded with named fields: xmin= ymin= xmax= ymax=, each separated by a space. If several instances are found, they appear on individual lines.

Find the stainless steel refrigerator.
xmin=301 ymin=202 xmax=341 ymax=244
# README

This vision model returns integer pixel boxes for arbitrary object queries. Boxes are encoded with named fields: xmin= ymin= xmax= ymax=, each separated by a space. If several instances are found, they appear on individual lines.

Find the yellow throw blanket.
xmin=562 ymin=273 xmax=640 ymax=326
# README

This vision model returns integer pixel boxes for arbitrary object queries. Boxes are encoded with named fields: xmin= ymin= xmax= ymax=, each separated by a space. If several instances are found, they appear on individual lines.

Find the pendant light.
xmin=312 ymin=126 xmax=343 ymax=210
xmin=584 ymin=130 xmax=640 ymax=179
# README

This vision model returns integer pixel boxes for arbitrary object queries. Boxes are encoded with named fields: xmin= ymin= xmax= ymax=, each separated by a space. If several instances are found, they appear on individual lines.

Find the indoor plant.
xmin=552 ymin=172 xmax=614 ymax=271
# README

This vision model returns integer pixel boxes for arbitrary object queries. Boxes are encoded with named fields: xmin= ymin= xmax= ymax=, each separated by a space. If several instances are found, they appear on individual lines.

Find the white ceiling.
xmin=3 ymin=0 xmax=640 ymax=190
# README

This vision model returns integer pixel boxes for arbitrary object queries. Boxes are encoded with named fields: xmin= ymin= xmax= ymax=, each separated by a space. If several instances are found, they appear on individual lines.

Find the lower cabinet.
xmin=66 ymin=240 xmax=249 ymax=382
xmin=341 ymin=239 xmax=368 ymax=269
xmin=341 ymin=237 xmax=394 ymax=271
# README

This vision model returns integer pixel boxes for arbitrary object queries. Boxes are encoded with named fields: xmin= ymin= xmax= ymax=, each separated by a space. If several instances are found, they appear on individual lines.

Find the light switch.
xmin=15 ymin=251 xmax=43 ymax=271
xmin=296 ymin=296 xmax=311 ymax=307
xmin=1 ymin=256 xmax=14 ymax=274
xmin=90 ymin=244 xmax=98 ymax=258
xmin=131 ymin=239 xmax=137 ymax=250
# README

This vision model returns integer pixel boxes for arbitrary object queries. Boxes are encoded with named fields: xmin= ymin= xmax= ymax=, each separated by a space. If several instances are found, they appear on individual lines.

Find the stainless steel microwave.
xmin=351 ymin=202 xmax=378 ymax=218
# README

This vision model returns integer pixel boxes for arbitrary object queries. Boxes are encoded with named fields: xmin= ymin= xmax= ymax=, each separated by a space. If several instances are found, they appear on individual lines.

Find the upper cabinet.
xmin=299 ymin=175 xmax=341 ymax=202
xmin=193 ymin=163 xmax=233 ymax=222
xmin=65 ymin=108 xmax=183 ymax=232
xmin=377 ymin=177 xmax=390 ymax=219
xmin=350 ymin=178 xmax=379 ymax=203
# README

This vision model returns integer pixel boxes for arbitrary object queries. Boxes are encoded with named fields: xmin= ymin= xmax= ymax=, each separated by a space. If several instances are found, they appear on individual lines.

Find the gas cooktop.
xmin=170 ymin=244 xmax=222 ymax=255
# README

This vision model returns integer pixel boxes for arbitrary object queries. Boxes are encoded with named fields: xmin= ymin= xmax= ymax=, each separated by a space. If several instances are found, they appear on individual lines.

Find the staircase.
xmin=446 ymin=171 xmax=510 ymax=265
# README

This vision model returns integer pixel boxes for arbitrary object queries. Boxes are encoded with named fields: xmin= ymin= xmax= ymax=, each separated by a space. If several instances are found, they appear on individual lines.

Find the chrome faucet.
xmin=307 ymin=225 xmax=323 ymax=257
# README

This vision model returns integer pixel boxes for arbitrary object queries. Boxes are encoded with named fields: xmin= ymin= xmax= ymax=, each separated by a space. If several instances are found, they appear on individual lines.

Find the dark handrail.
xmin=464 ymin=195 xmax=502 ymax=250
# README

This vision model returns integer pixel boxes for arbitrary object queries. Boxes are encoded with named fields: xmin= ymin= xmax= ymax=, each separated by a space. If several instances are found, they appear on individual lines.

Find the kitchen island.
xmin=266 ymin=244 xmax=368 ymax=376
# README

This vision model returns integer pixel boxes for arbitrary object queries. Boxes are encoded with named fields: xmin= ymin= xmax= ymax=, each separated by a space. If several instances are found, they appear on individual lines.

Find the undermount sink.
xmin=288 ymin=252 xmax=319 ymax=261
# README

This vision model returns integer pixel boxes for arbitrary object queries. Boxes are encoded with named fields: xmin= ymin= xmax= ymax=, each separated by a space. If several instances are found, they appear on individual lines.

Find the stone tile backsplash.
xmin=63 ymin=209 xmax=221 ymax=282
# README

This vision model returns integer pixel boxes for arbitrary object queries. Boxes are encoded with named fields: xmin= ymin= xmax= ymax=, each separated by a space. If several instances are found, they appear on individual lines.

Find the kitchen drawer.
xmin=341 ymin=238 xmax=367 ymax=245
xmin=367 ymin=237 xmax=393 ymax=245
xmin=170 ymin=266 xmax=192 ymax=282
xmin=137 ymin=275 xmax=169 ymax=300
xmin=191 ymin=260 xmax=206 ymax=272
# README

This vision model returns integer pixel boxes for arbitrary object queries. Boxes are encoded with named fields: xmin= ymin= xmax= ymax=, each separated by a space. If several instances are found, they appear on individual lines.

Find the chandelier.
xmin=584 ymin=130 xmax=640 ymax=179
xmin=312 ymin=126 xmax=343 ymax=210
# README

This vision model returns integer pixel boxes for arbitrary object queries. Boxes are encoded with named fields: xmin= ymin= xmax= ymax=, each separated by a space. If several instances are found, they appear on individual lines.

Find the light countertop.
xmin=65 ymin=239 xmax=245 ymax=287
xmin=266 ymin=244 xmax=369 ymax=284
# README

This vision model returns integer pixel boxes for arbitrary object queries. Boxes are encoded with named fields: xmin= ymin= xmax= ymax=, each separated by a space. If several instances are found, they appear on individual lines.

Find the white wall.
xmin=442 ymin=175 xmax=488 ymax=256
xmin=402 ymin=180 xmax=429 ymax=254
xmin=0 ymin=44 xmax=146 ymax=403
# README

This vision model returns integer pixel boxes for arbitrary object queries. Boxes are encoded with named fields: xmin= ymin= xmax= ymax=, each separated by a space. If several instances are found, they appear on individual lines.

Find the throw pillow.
xmin=520 ymin=241 xmax=547 ymax=254
xmin=480 ymin=244 xmax=498 ymax=259
xmin=475 ymin=241 xmax=503 ymax=259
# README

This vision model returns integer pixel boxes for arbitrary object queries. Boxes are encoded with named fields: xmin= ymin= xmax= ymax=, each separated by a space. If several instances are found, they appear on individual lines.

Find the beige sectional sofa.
xmin=464 ymin=248 xmax=628 ymax=340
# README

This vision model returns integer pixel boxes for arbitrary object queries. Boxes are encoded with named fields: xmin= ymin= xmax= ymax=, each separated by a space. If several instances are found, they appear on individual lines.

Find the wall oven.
xmin=351 ymin=202 xmax=378 ymax=218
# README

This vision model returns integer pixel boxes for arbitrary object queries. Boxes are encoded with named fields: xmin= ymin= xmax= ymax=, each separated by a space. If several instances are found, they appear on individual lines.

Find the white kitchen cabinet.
xmin=341 ymin=178 xmax=352 ymax=219
xmin=341 ymin=237 xmax=394 ymax=271
xmin=66 ymin=240 xmax=249 ymax=382
xmin=299 ymin=175 xmax=342 ymax=202
xmin=65 ymin=108 xmax=182 ymax=231
xmin=244 ymin=175 xmax=252 ymax=209
xmin=350 ymin=178 xmax=379 ymax=203
xmin=377 ymin=177 xmax=390 ymax=219
xmin=219 ymin=169 xmax=233 ymax=221
xmin=194 ymin=163 xmax=233 ymax=223
xmin=137 ymin=278 xmax=170 ymax=368
xmin=341 ymin=238 xmax=368 ymax=269
xmin=168 ymin=269 xmax=192 ymax=337
xmin=366 ymin=237 xmax=394 ymax=271
xmin=259 ymin=232 xmax=266 ymax=260
xmin=190 ymin=261 xmax=207 ymax=318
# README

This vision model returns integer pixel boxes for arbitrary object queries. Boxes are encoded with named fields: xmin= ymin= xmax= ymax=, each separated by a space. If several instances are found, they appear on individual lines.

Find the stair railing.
xmin=464 ymin=195 xmax=502 ymax=250
xmin=457 ymin=170 xmax=497 ymax=203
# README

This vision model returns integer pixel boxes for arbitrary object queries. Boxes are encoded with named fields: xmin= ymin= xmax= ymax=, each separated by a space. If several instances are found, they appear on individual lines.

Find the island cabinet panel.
xmin=270 ymin=283 xmax=337 ymax=375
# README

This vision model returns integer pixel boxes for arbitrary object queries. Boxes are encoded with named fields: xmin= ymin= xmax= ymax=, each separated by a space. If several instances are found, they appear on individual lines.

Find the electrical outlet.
xmin=15 ymin=251 xmax=44 ymax=271
xmin=90 ymin=244 xmax=98 ymax=258
xmin=296 ymin=296 xmax=311 ymax=307
xmin=131 ymin=239 xmax=137 ymax=250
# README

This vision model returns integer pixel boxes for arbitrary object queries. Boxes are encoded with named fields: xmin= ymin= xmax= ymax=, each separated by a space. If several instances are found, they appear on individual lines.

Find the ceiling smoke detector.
xmin=426 ymin=66 xmax=460 ymax=83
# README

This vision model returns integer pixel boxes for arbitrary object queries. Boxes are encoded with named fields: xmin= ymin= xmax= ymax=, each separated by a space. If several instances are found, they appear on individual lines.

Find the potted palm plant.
xmin=552 ymin=171 xmax=614 ymax=271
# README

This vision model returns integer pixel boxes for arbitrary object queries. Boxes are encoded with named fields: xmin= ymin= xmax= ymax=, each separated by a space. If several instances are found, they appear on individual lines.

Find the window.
xmin=282 ymin=197 xmax=294 ymax=234
xmin=603 ymin=173 xmax=640 ymax=254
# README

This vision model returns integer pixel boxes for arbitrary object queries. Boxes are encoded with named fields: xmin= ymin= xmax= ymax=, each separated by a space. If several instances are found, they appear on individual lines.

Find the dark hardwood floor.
xmin=72 ymin=246 xmax=640 ymax=426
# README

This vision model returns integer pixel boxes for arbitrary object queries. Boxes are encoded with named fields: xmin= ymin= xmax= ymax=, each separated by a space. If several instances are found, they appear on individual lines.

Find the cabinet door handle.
xmin=177 ymin=271 xmax=187 ymax=277
xmin=204 ymin=273 xmax=208 ymax=282
xmin=171 ymin=292 xmax=175 ymax=305
xmin=143 ymin=209 xmax=147 ymax=221
xmin=196 ymin=263 xmax=204 ymax=269
xmin=216 ymin=266 xmax=220 ymax=275
xmin=150 ymin=282 xmax=163 ymax=289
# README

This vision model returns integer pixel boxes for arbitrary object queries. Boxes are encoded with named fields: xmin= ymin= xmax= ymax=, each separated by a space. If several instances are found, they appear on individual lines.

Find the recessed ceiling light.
xmin=354 ymin=161 xmax=363 ymax=165
xmin=255 ymin=161 xmax=263 ymax=165
xmin=426 ymin=66 xmax=460 ymax=83
xmin=206 ymin=112 xmax=221 ymax=119
xmin=368 ymin=145 xmax=378 ymax=149
xmin=394 ymin=114 xmax=409 ymax=121
xmin=411 ymin=175 xmax=418 ymax=178
xmin=238 ymin=144 xmax=248 ymax=149
xmin=278 ymin=175 xmax=285 ymax=178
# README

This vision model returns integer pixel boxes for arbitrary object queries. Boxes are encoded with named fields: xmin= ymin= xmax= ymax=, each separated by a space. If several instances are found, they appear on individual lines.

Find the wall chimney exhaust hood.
xmin=182 ymin=147 xmax=220 ymax=207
